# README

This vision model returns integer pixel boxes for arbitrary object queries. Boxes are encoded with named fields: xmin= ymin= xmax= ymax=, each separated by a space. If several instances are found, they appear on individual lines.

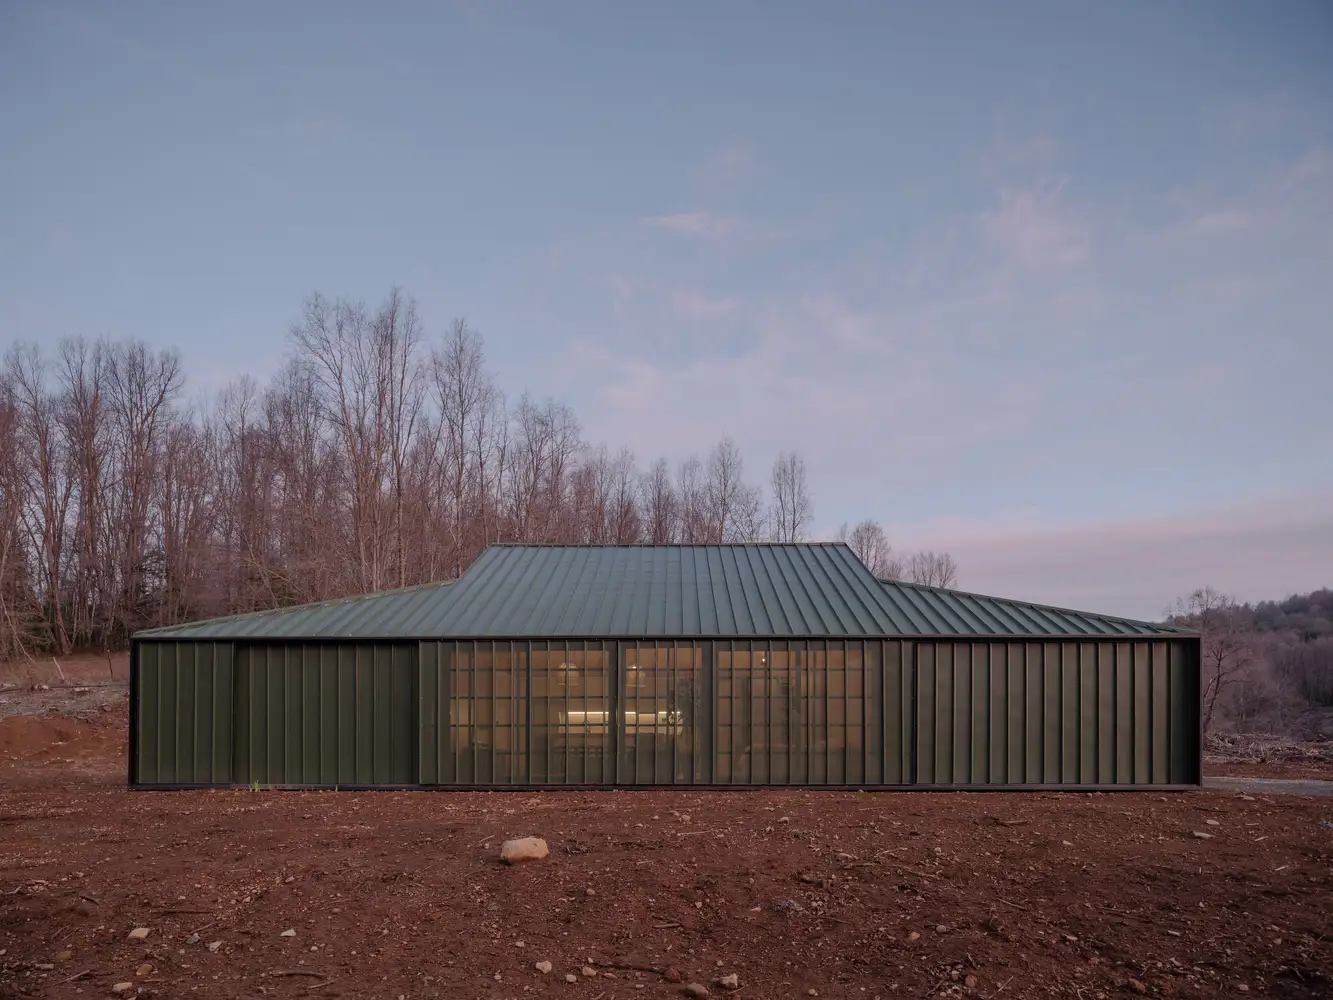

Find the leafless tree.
xmin=1167 ymin=587 xmax=1258 ymax=733
xmin=769 ymin=451 xmax=812 ymax=543
xmin=640 ymin=458 xmax=678 ymax=544
xmin=0 ymin=286 xmax=902 ymax=656
xmin=836 ymin=519 xmax=904 ymax=578
xmin=909 ymin=550 xmax=959 ymax=589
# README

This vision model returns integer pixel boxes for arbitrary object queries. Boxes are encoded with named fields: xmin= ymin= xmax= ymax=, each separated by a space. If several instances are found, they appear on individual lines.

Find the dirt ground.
xmin=1 ymin=675 xmax=1331 ymax=1000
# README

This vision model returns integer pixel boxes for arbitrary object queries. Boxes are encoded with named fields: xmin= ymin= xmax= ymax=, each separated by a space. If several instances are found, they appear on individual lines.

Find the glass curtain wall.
xmin=715 ymin=641 xmax=881 ymax=785
xmin=435 ymin=639 xmax=884 ymax=786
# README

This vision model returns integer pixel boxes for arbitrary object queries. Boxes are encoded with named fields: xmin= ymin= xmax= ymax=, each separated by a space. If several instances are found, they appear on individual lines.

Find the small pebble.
xmin=280 ymin=929 xmax=296 ymax=937
xmin=126 ymin=928 xmax=151 ymax=942
xmin=566 ymin=973 xmax=578 ymax=983
xmin=535 ymin=961 xmax=553 ymax=975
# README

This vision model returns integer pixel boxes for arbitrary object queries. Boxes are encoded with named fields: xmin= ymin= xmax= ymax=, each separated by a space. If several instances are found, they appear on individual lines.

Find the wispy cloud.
xmin=694 ymin=139 xmax=760 ymax=190
xmin=669 ymin=288 xmax=739 ymax=320
xmin=644 ymin=211 xmax=786 ymax=248
xmin=646 ymin=211 xmax=742 ymax=239
xmin=898 ymin=491 xmax=1333 ymax=619
xmin=979 ymin=181 xmax=1090 ymax=271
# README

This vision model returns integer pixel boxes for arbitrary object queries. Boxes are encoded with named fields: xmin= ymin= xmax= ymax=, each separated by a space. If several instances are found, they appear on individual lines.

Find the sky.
xmin=2 ymin=1 xmax=1331 ymax=620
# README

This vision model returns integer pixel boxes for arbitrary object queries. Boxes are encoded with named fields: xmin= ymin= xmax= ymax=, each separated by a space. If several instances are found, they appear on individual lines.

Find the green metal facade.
xmin=130 ymin=544 xmax=1200 ymax=789
xmin=132 ymin=635 xmax=1200 ymax=789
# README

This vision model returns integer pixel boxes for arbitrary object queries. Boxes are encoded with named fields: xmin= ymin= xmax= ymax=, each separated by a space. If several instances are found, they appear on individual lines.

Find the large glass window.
xmin=531 ymin=645 xmax=611 ymax=784
xmin=620 ymin=643 xmax=704 ymax=784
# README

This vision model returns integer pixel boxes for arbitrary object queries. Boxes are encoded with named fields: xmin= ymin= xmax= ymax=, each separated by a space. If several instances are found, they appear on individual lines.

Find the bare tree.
xmin=1167 ymin=587 xmax=1257 ymax=733
xmin=836 ymin=519 xmax=904 ymax=578
xmin=676 ymin=456 xmax=706 ymax=543
xmin=769 ymin=451 xmax=812 ymax=542
xmin=704 ymin=436 xmax=762 ymax=543
xmin=909 ymin=550 xmax=959 ymax=589
xmin=640 ymin=458 xmax=678 ymax=544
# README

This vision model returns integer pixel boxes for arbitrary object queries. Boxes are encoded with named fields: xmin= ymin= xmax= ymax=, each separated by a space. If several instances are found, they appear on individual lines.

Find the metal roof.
xmin=136 ymin=543 xmax=1192 ymax=641
xmin=875 ymin=578 xmax=1194 ymax=638
xmin=134 ymin=580 xmax=456 ymax=640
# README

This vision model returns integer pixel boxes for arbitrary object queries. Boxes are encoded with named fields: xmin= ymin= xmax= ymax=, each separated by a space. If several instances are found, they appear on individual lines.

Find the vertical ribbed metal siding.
xmin=234 ymin=643 xmax=416 ymax=786
xmin=133 ymin=641 xmax=234 ymax=785
xmin=908 ymin=639 xmax=1198 ymax=785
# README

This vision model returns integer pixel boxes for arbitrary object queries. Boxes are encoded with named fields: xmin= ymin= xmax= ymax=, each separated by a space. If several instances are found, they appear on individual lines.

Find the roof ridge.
xmin=876 ymin=577 xmax=1192 ymax=633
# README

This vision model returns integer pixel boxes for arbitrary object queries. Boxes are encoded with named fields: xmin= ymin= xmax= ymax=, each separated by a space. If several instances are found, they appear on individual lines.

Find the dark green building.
xmin=130 ymin=543 xmax=1201 ymax=789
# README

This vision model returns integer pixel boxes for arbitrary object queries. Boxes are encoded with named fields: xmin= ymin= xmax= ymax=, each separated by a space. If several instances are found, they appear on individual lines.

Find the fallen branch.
xmin=59 ymin=969 xmax=95 ymax=985
xmin=652 ymin=921 xmax=682 ymax=929
xmin=79 ymin=894 xmax=100 ymax=905
xmin=270 ymin=969 xmax=329 ymax=979
xmin=998 ymin=898 xmax=1030 ymax=911
xmin=591 ymin=959 xmax=666 ymax=976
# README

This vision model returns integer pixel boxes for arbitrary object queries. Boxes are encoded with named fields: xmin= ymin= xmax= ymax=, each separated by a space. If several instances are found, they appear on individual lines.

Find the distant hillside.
xmin=1249 ymin=588 xmax=1333 ymax=640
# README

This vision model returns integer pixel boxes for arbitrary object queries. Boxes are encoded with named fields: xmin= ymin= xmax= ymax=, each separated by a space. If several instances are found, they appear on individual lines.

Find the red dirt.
xmin=2 ymin=709 xmax=1331 ymax=1000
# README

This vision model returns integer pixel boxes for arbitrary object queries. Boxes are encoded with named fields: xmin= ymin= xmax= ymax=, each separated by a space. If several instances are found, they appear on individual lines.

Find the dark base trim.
xmin=129 ymin=781 xmax=1202 ymax=792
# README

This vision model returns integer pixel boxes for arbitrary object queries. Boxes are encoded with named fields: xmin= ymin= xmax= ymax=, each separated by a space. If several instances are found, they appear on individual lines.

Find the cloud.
xmin=669 ymin=288 xmax=739 ymax=320
xmin=643 ymin=211 xmax=785 ymax=248
xmin=897 ymin=491 xmax=1333 ymax=620
xmin=694 ymin=139 xmax=760 ymax=190
xmin=646 ymin=211 xmax=742 ymax=240
xmin=979 ymin=182 xmax=1090 ymax=271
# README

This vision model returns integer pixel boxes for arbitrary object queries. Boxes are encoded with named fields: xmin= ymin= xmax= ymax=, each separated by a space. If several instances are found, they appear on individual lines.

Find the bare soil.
xmin=1 ymin=684 xmax=1331 ymax=1000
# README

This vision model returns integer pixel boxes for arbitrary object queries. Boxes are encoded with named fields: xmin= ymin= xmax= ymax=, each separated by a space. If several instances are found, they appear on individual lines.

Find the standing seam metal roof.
xmin=134 ymin=544 xmax=1194 ymax=641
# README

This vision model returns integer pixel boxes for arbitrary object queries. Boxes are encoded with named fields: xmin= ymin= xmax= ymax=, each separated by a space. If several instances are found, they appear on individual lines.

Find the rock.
xmin=184 ymin=934 xmax=200 ymax=945
xmin=777 ymin=816 xmax=791 ymax=824
xmin=682 ymin=984 xmax=710 ymax=998
xmin=581 ymin=966 xmax=597 ymax=977
xmin=1166 ymin=929 xmax=1182 ymax=937
xmin=908 ymin=931 xmax=921 ymax=942
xmin=111 ymin=985 xmax=134 ymax=995
xmin=55 ymin=950 xmax=73 ymax=962
xmin=664 ymin=967 xmax=683 ymax=983
xmin=501 ymin=837 xmax=550 ymax=864
xmin=535 ymin=961 xmax=553 ymax=975
xmin=36 ymin=963 xmax=54 ymax=970
xmin=126 ymin=927 xmax=151 ymax=942
xmin=565 ymin=973 xmax=578 ymax=983
xmin=964 ymin=974 xmax=978 ymax=988
xmin=1205 ymin=819 xmax=1220 ymax=826
xmin=280 ymin=928 xmax=296 ymax=937
xmin=717 ymin=973 xmax=739 ymax=989
xmin=1237 ymin=986 xmax=1249 ymax=993
xmin=206 ymin=941 xmax=223 ymax=953
xmin=135 ymin=963 xmax=154 ymax=978
xmin=1191 ymin=831 xmax=1213 ymax=839
xmin=935 ymin=924 xmax=948 ymax=934
xmin=1061 ymin=840 xmax=1074 ymax=847
xmin=807 ymin=991 xmax=819 ymax=998
xmin=585 ymin=887 xmax=596 ymax=896
xmin=1128 ymin=979 xmax=1148 ymax=995
xmin=1239 ymin=794 xmax=1255 ymax=801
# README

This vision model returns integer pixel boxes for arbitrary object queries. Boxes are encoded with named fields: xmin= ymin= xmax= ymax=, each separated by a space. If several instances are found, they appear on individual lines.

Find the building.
xmin=130 ymin=543 xmax=1201 ymax=789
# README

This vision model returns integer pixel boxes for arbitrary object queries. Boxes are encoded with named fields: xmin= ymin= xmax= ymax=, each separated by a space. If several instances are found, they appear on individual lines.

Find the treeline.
xmin=1168 ymin=587 xmax=1333 ymax=738
xmin=0 ymin=287 xmax=955 ymax=657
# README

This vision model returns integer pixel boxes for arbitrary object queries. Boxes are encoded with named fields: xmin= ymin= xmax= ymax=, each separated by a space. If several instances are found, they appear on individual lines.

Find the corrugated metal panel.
xmin=134 ymin=545 xmax=1195 ymax=641
xmin=234 ymin=643 xmax=416 ymax=786
xmin=907 ymin=639 xmax=1199 ymax=785
xmin=133 ymin=641 xmax=233 ymax=785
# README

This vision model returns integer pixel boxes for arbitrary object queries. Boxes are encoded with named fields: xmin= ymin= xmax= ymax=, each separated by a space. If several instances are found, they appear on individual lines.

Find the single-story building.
xmin=130 ymin=543 xmax=1201 ymax=789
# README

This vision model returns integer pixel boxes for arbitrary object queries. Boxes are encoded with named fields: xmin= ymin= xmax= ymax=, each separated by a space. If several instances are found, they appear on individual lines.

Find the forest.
xmin=0 ymin=287 xmax=956 ymax=658
xmin=1169 ymin=587 xmax=1333 ymax=738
